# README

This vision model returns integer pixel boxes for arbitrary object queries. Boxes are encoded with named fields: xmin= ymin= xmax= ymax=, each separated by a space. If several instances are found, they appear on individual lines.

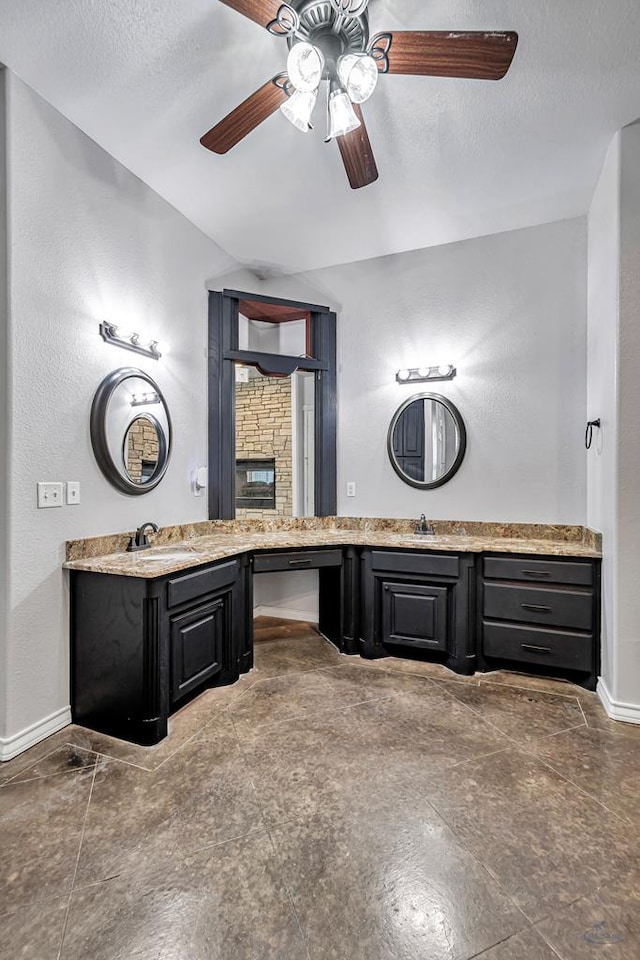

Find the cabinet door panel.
xmin=170 ymin=598 xmax=224 ymax=703
xmin=382 ymin=581 xmax=448 ymax=650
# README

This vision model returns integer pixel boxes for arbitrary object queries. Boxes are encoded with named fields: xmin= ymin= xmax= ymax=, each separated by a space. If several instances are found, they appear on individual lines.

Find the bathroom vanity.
xmin=66 ymin=519 xmax=601 ymax=746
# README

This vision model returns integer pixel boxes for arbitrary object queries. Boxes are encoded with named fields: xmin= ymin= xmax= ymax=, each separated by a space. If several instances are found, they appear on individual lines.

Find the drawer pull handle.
xmin=520 ymin=603 xmax=552 ymax=613
xmin=288 ymin=558 xmax=312 ymax=566
xmin=521 ymin=643 xmax=552 ymax=654
xmin=522 ymin=570 xmax=550 ymax=577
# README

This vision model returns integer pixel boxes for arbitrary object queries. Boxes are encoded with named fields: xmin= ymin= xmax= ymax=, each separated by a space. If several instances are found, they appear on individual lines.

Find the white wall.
xmin=0 ymin=70 xmax=9 ymax=743
xmin=0 ymin=74 xmax=239 ymax=757
xmin=616 ymin=121 xmax=640 ymax=706
xmin=230 ymin=217 xmax=589 ymax=524
xmin=587 ymin=134 xmax=620 ymax=698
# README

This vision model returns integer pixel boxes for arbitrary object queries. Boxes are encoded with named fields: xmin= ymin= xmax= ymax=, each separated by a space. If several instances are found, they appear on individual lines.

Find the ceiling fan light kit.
xmin=203 ymin=0 xmax=519 ymax=188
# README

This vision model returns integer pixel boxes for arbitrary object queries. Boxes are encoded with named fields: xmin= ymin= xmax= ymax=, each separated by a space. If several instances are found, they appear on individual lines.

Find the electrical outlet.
xmin=37 ymin=482 xmax=63 ymax=508
xmin=346 ymin=482 xmax=356 ymax=497
xmin=66 ymin=481 xmax=80 ymax=505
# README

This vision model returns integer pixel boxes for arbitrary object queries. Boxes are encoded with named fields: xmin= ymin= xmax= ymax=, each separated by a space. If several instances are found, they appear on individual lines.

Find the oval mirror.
xmin=91 ymin=367 xmax=172 ymax=495
xmin=387 ymin=393 xmax=466 ymax=489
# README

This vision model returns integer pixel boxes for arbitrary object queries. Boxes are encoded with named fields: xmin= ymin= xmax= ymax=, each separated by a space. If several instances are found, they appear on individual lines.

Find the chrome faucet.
xmin=414 ymin=514 xmax=435 ymax=536
xmin=127 ymin=521 xmax=159 ymax=552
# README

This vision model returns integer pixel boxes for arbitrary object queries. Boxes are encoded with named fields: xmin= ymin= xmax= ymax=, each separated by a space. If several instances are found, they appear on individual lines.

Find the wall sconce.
xmin=130 ymin=392 xmax=161 ymax=407
xmin=99 ymin=321 xmax=162 ymax=360
xmin=396 ymin=364 xmax=456 ymax=384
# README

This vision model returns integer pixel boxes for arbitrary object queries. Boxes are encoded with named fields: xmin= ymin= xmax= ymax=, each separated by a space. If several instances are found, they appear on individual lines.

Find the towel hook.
xmin=585 ymin=419 xmax=601 ymax=450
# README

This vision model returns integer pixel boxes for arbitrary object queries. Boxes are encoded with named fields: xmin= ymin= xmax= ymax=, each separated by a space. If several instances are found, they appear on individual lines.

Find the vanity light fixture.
xmin=99 ymin=321 xmax=162 ymax=360
xmin=396 ymin=365 xmax=456 ymax=384
xmin=130 ymin=392 xmax=161 ymax=407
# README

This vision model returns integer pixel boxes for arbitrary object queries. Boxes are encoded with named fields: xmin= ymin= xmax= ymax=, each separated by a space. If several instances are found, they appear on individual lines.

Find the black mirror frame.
xmin=387 ymin=392 xmax=467 ymax=490
xmin=90 ymin=367 xmax=172 ymax=495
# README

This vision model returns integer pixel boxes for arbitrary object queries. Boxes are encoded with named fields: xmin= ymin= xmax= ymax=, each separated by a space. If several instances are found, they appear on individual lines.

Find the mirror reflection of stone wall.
xmin=234 ymin=366 xmax=314 ymax=518
xmin=125 ymin=417 xmax=160 ymax=483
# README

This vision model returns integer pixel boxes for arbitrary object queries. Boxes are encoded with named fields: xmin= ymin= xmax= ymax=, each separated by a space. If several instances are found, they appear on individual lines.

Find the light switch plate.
xmin=346 ymin=482 xmax=356 ymax=497
xmin=37 ymin=482 xmax=63 ymax=508
xmin=66 ymin=481 xmax=80 ymax=505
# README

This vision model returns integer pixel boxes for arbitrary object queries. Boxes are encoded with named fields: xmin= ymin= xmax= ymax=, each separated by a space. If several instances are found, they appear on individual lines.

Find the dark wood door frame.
xmin=208 ymin=289 xmax=337 ymax=519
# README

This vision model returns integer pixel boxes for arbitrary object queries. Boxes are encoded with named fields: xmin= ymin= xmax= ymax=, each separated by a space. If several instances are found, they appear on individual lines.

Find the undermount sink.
xmin=138 ymin=549 xmax=199 ymax=563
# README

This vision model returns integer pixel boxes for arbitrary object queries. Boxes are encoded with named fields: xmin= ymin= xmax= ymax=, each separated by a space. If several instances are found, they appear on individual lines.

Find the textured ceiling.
xmin=1 ymin=0 xmax=640 ymax=274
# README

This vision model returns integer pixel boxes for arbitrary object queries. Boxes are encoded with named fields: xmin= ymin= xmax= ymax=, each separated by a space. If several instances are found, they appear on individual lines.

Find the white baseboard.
xmin=597 ymin=677 xmax=640 ymax=725
xmin=0 ymin=706 xmax=72 ymax=762
xmin=254 ymin=604 xmax=318 ymax=623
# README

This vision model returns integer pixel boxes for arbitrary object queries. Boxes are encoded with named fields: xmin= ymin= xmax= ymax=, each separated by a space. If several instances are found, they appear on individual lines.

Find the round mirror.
xmin=387 ymin=393 xmax=466 ymax=490
xmin=91 ymin=368 xmax=172 ymax=495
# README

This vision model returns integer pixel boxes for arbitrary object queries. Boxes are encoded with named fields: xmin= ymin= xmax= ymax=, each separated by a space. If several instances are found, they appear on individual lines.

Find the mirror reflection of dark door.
xmin=392 ymin=401 xmax=425 ymax=482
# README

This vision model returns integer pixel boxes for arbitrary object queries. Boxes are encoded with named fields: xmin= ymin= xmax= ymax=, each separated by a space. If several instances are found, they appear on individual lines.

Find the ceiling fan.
xmin=200 ymin=0 xmax=518 ymax=189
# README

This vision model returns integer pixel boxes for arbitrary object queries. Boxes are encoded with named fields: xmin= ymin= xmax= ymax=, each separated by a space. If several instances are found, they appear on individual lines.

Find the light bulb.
xmin=418 ymin=367 xmax=430 ymax=378
xmin=280 ymin=89 xmax=318 ymax=132
xmin=397 ymin=369 xmax=410 ymax=381
xmin=287 ymin=42 xmax=324 ymax=92
xmin=328 ymin=90 xmax=360 ymax=138
xmin=438 ymin=365 xmax=452 ymax=377
xmin=337 ymin=53 xmax=378 ymax=103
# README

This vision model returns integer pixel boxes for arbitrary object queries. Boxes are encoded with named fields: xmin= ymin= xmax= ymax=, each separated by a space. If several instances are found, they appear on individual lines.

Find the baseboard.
xmin=254 ymin=604 xmax=319 ymax=623
xmin=0 ymin=706 xmax=72 ymax=762
xmin=597 ymin=677 xmax=640 ymax=725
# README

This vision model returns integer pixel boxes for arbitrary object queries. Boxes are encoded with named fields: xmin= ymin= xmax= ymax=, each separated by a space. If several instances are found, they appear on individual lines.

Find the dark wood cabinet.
xmin=478 ymin=553 xmax=600 ymax=689
xmin=71 ymin=556 xmax=244 ymax=746
xmin=70 ymin=541 xmax=601 ymax=746
xmin=360 ymin=549 xmax=476 ymax=675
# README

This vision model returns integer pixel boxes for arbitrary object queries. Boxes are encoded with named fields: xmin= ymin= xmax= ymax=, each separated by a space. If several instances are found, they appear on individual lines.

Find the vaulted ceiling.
xmin=1 ymin=0 xmax=639 ymax=273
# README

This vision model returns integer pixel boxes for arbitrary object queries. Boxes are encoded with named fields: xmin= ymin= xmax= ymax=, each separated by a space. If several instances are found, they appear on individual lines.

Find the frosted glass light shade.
xmin=337 ymin=53 xmax=378 ymax=103
xmin=280 ymin=89 xmax=318 ymax=132
xmin=287 ymin=42 xmax=325 ymax=92
xmin=328 ymin=90 xmax=360 ymax=138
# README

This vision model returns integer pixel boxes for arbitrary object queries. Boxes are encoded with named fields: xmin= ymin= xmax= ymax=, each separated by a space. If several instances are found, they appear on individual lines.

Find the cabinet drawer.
xmin=252 ymin=549 xmax=343 ymax=573
xmin=370 ymin=550 xmax=459 ymax=579
xmin=483 ymin=621 xmax=593 ymax=672
xmin=167 ymin=559 xmax=238 ymax=609
xmin=483 ymin=582 xmax=593 ymax=630
xmin=483 ymin=556 xmax=593 ymax=586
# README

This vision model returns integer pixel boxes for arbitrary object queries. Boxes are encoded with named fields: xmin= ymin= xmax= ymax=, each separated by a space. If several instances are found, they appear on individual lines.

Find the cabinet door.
xmin=170 ymin=598 xmax=225 ymax=703
xmin=381 ymin=581 xmax=448 ymax=650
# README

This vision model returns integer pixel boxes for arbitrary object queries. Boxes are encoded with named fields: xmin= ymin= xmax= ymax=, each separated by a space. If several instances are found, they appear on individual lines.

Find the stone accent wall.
xmin=235 ymin=376 xmax=292 ymax=518
xmin=125 ymin=417 xmax=159 ymax=482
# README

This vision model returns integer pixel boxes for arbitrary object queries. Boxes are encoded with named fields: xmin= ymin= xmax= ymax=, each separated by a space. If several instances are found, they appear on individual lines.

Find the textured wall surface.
xmin=616 ymin=121 xmax=640 ymax=706
xmin=587 ymin=133 xmax=620 ymax=698
xmin=1 ymin=75 xmax=237 ymax=750
xmin=236 ymin=218 xmax=589 ymax=524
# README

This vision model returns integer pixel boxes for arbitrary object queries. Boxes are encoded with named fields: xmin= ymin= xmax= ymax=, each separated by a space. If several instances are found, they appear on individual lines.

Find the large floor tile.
xmin=424 ymin=748 xmax=634 ymax=922
xmin=270 ymin=805 xmax=525 ymax=960
xmin=536 ymin=872 xmax=640 ymax=960
xmin=62 ymin=832 xmax=307 ymax=960
xmin=441 ymin=680 xmax=585 ymax=743
xmin=74 ymin=727 xmax=263 ymax=886
xmin=474 ymin=926 xmax=559 ymax=959
xmin=0 ymin=767 xmax=94 ymax=908
xmin=527 ymin=724 xmax=640 ymax=823
xmin=0 ymin=898 xmax=69 ymax=960
xmin=7 ymin=742 xmax=99 ymax=785
xmin=251 ymin=631 xmax=343 ymax=679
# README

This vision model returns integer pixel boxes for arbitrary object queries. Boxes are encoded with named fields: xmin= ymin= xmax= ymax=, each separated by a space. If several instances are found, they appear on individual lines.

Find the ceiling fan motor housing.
xmin=289 ymin=0 xmax=370 ymax=68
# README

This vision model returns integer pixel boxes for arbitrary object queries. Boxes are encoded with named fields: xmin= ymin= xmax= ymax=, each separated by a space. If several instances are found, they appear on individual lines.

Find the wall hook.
xmin=585 ymin=419 xmax=601 ymax=450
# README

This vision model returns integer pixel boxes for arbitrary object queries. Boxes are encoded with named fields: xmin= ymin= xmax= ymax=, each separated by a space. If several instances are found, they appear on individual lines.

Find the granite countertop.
xmin=63 ymin=518 xmax=602 ymax=578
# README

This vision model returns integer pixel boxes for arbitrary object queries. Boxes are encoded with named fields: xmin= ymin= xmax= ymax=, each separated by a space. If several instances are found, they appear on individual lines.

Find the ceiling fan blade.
xmin=370 ymin=31 xmax=518 ymax=80
xmin=336 ymin=104 xmax=378 ymax=190
xmin=218 ymin=0 xmax=297 ymax=33
xmin=200 ymin=76 xmax=289 ymax=154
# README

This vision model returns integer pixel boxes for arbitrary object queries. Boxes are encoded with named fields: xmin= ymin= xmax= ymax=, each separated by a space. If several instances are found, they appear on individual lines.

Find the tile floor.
xmin=1 ymin=617 xmax=640 ymax=959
